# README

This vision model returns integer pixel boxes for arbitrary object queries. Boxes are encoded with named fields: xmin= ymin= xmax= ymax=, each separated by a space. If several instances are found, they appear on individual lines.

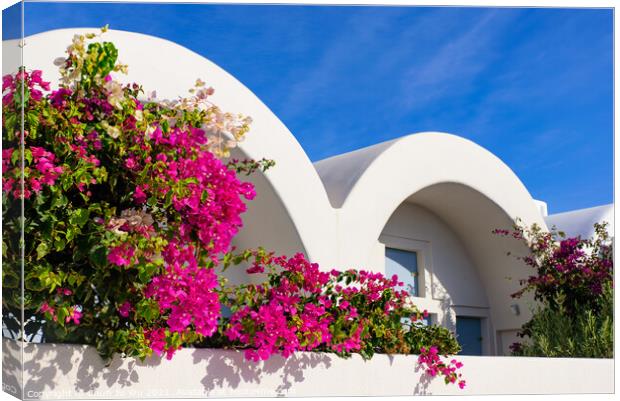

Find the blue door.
xmin=385 ymin=247 xmax=418 ymax=296
xmin=456 ymin=316 xmax=483 ymax=355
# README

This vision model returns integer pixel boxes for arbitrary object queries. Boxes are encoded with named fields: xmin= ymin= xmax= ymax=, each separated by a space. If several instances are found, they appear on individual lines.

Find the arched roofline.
xmin=317 ymin=132 xmax=547 ymax=237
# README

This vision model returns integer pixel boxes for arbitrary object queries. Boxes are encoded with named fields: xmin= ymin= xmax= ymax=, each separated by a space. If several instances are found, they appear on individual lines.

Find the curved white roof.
xmin=315 ymin=133 xmax=545 ymax=224
xmin=545 ymin=204 xmax=614 ymax=238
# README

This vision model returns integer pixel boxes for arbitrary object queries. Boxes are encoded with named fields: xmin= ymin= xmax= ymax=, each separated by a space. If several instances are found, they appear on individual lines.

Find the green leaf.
xmin=11 ymin=149 xmax=20 ymax=166
xmin=5 ymin=113 xmax=17 ymax=134
xmin=2 ymin=269 xmax=20 ymax=289
xmin=54 ymin=238 xmax=66 ymax=252
xmin=23 ymin=149 xmax=33 ymax=165
xmin=36 ymin=242 xmax=50 ymax=260
xmin=89 ymin=245 xmax=108 ymax=268
xmin=26 ymin=110 xmax=39 ymax=128
xmin=136 ymin=299 xmax=160 ymax=323
xmin=51 ymin=194 xmax=69 ymax=209
xmin=69 ymin=208 xmax=90 ymax=228
xmin=55 ymin=307 xmax=68 ymax=326
xmin=65 ymin=227 xmax=77 ymax=242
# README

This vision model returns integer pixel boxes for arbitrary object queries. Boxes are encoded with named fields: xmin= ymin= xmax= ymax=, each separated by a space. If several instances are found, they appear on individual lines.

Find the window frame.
xmin=385 ymin=246 xmax=420 ymax=296
xmin=379 ymin=234 xmax=433 ymax=299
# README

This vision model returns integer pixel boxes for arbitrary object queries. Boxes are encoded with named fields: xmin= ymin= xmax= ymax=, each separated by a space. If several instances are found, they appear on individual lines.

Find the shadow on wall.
xmin=2 ymin=337 xmax=22 ymax=398
xmin=22 ymin=339 xmax=158 ymax=397
xmin=194 ymin=349 xmax=332 ymax=396
xmin=413 ymin=361 xmax=433 ymax=395
xmin=23 ymin=341 xmax=76 ymax=395
xmin=16 ymin=338 xmax=334 ymax=398
xmin=433 ymin=286 xmax=456 ymax=329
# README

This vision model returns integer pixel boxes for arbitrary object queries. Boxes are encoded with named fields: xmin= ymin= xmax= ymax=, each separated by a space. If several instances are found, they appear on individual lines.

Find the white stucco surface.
xmin=315 ymin=134 xmax=548 ymax=341
xmin=315 ymin=133 xmax=548 ymax=267
xmin=381 ymin=203 xmax=488 ymax=324
xmin=2 ymin=340 xmax=612 ymax=399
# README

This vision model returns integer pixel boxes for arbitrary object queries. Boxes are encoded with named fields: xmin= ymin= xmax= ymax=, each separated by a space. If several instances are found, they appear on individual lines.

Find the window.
xmin=401 ymin=313 xmax=433 ymax=331
xmin=385 ymin=247 xmax=419 ymax=296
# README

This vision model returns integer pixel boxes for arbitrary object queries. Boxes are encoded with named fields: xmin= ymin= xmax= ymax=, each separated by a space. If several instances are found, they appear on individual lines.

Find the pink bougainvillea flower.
xmin=146 ymin=241 xmax=221 ymax=337
xmin=39 ymin=302 xmax=55 ymax=317
xmin=65 ymin=307 xmax=82 ymax=325
xmin=56 ymin=288 xmax=73 ymax=296
xmin=133 ymin=185 xmax=148 ymax=204
xmin=118 ymin=301 xmax=132 ymax=318
xmin=107 ymin=243 xmax=135 ymax=267
xmin=144 ymin=328 xmax=167 ymax=356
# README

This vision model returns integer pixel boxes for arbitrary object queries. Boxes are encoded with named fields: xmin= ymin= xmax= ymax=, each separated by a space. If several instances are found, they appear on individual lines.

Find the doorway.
xmin=456 ymin=316 xmax=483 ymax=355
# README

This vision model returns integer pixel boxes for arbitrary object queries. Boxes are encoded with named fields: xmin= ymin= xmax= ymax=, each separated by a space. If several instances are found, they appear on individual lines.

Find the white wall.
xmin=381 ymin=202 xmax=486 ymax=319
xmin=381 ymin=202 xmax=488 ymax=308
xmin=6 ymin=340 xmax=613 ymax=399
xmin=221 ymin=150 xmax=309 ymax=286
xmin=379 ymin=201 xmax=497 ymax=354
xmin=545 ymin=204 xmax=614 ymax=238
xmin=496 ymin=329 xmax=522 ymax=356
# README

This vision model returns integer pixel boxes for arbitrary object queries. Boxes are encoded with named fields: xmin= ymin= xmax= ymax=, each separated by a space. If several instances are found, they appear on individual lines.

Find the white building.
xmin=5 ymin=29 xmax=614 ymax=359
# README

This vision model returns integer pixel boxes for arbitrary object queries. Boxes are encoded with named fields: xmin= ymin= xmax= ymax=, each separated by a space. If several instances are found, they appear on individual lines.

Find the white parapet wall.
xmin=2 ymin=339 xmax=613 ymax=399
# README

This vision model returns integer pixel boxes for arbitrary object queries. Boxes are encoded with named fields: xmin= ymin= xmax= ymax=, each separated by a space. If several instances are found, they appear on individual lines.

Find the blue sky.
xmin=3 ymin=3 xmax=613 ymax=213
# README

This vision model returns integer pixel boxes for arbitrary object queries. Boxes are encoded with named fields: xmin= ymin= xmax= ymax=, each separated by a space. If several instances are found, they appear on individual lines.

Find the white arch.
xmin=316 ymin=132 xmax=547 ymax=250
xmin=10 ymin=28 xmax=339 ymax=266
xmin=316 ymin=132 xmax=548 ymax=332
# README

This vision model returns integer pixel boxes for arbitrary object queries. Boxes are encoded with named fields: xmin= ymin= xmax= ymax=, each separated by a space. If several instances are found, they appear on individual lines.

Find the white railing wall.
xmin=2 ymin=339 xmax=613 ymax=399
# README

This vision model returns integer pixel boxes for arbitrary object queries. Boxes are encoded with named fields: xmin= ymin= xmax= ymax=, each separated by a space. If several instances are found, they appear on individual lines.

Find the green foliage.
xmin=512 ymin=282 xmax=613 ymax=358
xmin=405 ymin=324 xmax=461 ymax=356
xmin=83 ymin=42 xmax=118 ymax=87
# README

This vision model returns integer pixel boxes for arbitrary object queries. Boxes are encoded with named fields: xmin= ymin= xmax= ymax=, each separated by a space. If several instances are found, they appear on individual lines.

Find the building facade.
xmin=10 ymin=28 xmax=614 ymax=357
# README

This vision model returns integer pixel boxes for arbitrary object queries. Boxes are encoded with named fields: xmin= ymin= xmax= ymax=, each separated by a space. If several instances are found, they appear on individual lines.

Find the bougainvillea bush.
xmin=215 ymin=251 xmax=464 ymax=386
xmin=494 ymin=221 xmax=613 ymax=358
xmin=2 ymin=27 xmax=464 ymax=389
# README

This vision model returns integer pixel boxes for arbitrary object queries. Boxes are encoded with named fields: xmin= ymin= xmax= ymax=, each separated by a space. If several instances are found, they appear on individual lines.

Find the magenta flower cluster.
xmin=226 ymin=253 xmax=408 ymax=361
xmin=106 ymin=107 xmax=257 ymax=355
xmin=2 ymin=145 xmax=64 ymax=200
xmin=38 ymin=301 xmax=82 ymax=325
xmin=494 ymin=223 xmax=613 ymax=313
xmin=126 ymin=122 xmax=256 ymax=258
xmin=107 ymin=243 xmax=136 ymax=268
xmin=220 ymin=252 xmax=465 ymax=388
xmin=418 ymin=346 xmax=466 ymax=389
xmin=145 ymin=241 xmax=221 ymax=338
xmin=2 ymin=69 xmax=50 ymax=106
xmin=225 ymin=253 xmax=343 ymax=361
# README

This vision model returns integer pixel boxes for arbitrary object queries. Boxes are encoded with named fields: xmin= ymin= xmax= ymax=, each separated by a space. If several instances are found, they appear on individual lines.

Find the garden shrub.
xmin=510 ymin=282 xmax=613 ymax=358
xmin=3 ymin=27 xmax=255 ymax=360
xmin=2 ymin=27 xmax=464 ymax=389
xmin=494 ymin=221 xmax=613 ymax=358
